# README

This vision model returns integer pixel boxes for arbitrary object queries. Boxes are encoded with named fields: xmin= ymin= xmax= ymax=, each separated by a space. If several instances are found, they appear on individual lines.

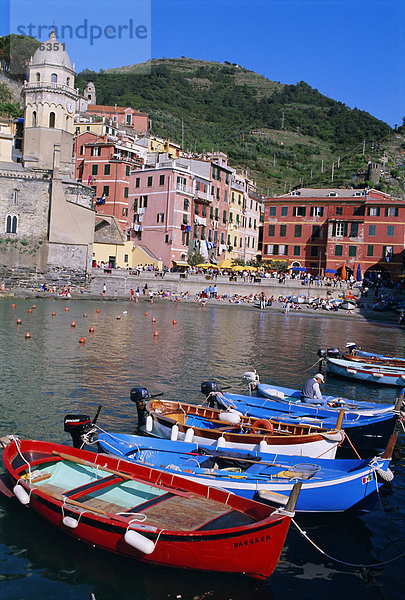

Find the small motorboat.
xmin=0 ymin=437 xmax=300 ymax=580
xmin=131 ymin=390 xmax=345 ymax=459
xmin=340 ymin=344 xmax=405 ymax=368
xmin=206 ymin=388 xmax=401 ymax=457
xmin=94 ymin=430 xmax=396 ymax=513
xmin=326 ymin=356 xmax=405 ymax=386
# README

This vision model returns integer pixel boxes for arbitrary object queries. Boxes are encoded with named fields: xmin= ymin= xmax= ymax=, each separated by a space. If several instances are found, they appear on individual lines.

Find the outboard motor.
xmin=326 ymin=348 xmax=340 ymax=359
xmin=201 ymin=381 xmax=219 ymax=407
xmin=64 ymin=414 xmax=92 ymax=448
xmin=317 ymin=348 xmax=327 ymax=359
xmin=130 ymin=387 xmax=151 ymax=427
xmin=345 ymin=342 xmax=357 ymax=354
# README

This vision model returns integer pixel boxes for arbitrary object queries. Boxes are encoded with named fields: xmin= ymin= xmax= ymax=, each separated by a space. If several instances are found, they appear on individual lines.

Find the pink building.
xmin=128 ymin=155 xmax=233 ymax=268
xmin=86 ymin=105 xmax=150 ymax=135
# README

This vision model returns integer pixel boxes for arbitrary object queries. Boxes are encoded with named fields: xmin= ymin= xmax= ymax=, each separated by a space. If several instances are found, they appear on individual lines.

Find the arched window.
xmin=6 ymin=214 xmax=18 ymax=234
xmin=36 ymin=72 xmax=40 ymax=82
xmin=32 ymin=110 xmax=37 ymax=127
xmin=51 ymin=73 xmax=57 ymax=83
xmin=49 ymin=112 xmax=55 ymax=128
xmin=66 ymin=77 xmax=70 ymax=86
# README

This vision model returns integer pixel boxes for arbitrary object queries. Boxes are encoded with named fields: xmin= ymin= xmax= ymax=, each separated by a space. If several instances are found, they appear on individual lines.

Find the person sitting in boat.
xmin=300 ymin=374 xmax=326 ymax=406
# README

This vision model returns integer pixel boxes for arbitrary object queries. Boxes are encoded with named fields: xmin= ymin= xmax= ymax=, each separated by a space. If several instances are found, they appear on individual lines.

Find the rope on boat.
xmin=291 ymin=519 xmax=405 ymax=567
xmin=303 ymin=357 xmax=323 ymax=372
xmin=343 ymin=431 xmax=362 ymax=459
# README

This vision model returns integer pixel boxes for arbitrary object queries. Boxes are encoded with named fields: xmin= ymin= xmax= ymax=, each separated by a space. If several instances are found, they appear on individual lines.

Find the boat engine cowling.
xmin=64 ymin=414 xmax=93 ymax=448
xmin=326 ymin=348 xmax=340 ymax=358
xmin=201 ymin=381 xmax=219 ymax=396
xmin=130 ymin=387 xmax=151 ymax=427
xmin=317 ymin=348 xmax=327 ymax=359
xmin=201 ymin=381 xmax=220 ymax=408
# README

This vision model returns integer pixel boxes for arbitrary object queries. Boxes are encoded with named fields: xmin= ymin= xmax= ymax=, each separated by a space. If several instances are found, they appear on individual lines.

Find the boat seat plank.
xmin=139 ymin=493 xmax=232 ymax=531
xmin=39 ymin=483 xmax=127 ymax=514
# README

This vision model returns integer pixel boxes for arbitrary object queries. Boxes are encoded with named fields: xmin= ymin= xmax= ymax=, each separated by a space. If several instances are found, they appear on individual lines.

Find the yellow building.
xmin=148 ymin=136 xmax=181 ymax=158
xmin=224 ymin=175 xmax=245 ymax=260
xmin=0 ymin=117 xmax=23 ymax=164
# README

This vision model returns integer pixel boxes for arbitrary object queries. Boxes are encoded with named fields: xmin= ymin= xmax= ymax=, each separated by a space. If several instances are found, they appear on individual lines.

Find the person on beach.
xmin=130 ymin=289 xmax=134 ymax=302
xmin=260 ymin=292 xmax=267 ymax=309
xmin=135 ymin=287 xmax=140 ymax=303
xmin=102 ymin=283 xmax=106 ymax=296
xmin=300 ymin=374 xmax=326 ymax=406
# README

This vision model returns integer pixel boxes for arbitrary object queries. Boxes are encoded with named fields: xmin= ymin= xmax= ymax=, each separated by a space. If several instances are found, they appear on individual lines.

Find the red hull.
xmin=2 ymin=439 xmax=294 ymax=579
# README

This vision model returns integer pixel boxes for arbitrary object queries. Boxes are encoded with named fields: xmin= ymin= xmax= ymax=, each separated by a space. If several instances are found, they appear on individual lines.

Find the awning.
xmin=173 ymin=260 xmax=189 ymax=267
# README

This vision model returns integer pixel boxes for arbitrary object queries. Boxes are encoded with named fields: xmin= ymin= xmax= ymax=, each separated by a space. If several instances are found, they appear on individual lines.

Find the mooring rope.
xmin=303 ymin=357 xmax=323 ymax=372
xmin=291 ymin=519 xmax=405 ymax=567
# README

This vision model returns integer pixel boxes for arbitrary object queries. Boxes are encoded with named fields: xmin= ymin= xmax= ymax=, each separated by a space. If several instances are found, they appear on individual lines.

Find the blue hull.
xmin=97 ymin=433 xmax=393 ymax=513
xmin=327 ymin=357 xmax=405 ymax=386
xmin=218 ymin=390 xmax=397 ymax=456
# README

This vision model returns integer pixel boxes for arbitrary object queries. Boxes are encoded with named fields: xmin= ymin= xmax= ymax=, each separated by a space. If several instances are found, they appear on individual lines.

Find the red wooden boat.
xmin=0 ymin=438 xmax=301 ymax=580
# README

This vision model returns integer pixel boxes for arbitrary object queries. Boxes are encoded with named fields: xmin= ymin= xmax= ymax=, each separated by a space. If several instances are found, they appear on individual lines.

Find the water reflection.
xmin=0 ymin=297 xmax=404 ymax=599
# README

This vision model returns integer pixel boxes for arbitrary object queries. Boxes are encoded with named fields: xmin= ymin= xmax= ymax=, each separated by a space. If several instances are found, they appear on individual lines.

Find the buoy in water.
xmin=116 ymin=315 xmax=121 ymax=320
xmin=32 ymin=305 xmax=36 ymax=309
xmin=11 ymin=304 xmax=16 ymax=309
xmin=71 ymin=321 xmax=76 ymax=327
xmin=16 ymin=318 xmax=22 ymax=325
xmin=28 ymin=309 xmax=32 ymax=314
xmin=65 ymin=307 xmax=69 ymax=312
xmin=152 ymin=317 xmax=156 ymax=322
xmin=153 ymin=330 xmax=159 ymax=337
xmin=83 ymin=313 xmax=87 ymax=317
xmin=96 ymin=308 xmax=100 ymax=314
xmin=79 ymin=337 xmax=85 ymax=344
xmin=89 ymin=326 xmax=95 ymax=333
xmin=145 ymin=312 xmax=149 ymax=316
xmin=51 ymin=312 xmax=56 ymax=317
xmin=25 ymin=332 xmax=31 ymax=339
xmin=172 ymin=320 xmax=177 ymax=325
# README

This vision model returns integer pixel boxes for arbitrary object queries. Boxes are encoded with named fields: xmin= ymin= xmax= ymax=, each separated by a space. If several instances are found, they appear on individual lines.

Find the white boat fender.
xmin=227 ymin=408 xmax=244 ymax=417
xmin=374 ymin=466 xmax=394 ymax=482
xmin=124 ymin=529 xmax=156 ymax=554
xmin=218 ymin=412 xmax=241 ymax=425
xmin=259 ymin=440 xmax=268 ymax=452
xmin=372 ymin=372 xmax=384 ymax=378
xmin=400 ymin=375 xmax=405 ymax=381
xmin=346 ymin=368 xmax=358 ymax=375
xmin=63 ymin=516 xmax=79 ymax=529
xmin=13 ymin=484 xmax=31 ymax=505
xmin=170 ymin=424 xmax=179 ymax=441
xmin=184 ymin=428 xmax=194 ymax=443
xmin=321 ymin=431 xmax=344 ymax=442
xmin=216 ymin=436 xmax=226 ymax=449
xmin=145 ymin=415 xmax=153 ymax=433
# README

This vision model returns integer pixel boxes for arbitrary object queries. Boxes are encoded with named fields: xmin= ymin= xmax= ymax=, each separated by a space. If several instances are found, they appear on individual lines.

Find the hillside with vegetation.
xmin=77 ymin=58 xmax=404 ymax=196
xmin=0 ymin=37 xmax=403 ymax=196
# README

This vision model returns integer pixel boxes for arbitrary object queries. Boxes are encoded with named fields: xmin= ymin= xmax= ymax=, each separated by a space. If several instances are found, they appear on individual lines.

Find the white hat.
xmin=315 ymin=373 xmax=324 ymax=383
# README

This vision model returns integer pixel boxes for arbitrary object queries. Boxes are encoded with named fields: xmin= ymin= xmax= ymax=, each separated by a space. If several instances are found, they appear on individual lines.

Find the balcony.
xmin=194 ymin=188 xmax=211 ymax=204
xmin=24 ymin=81 xmax=77 ymax=96
xmin=176 ymin=184 xmax=194 ymax=195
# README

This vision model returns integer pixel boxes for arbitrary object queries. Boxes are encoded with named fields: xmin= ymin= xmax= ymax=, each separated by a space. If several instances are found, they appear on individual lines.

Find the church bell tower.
xmin=23 ymin=31 xmax=79 ymax=177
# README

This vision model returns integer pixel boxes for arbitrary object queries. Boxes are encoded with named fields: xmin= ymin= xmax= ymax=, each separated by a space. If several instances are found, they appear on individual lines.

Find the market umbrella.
xmin=218 ymin=259 xmax=234 ymax=268
xmin=290 ymin=266 xmax=307 ymax=272
xmin=195 ymin=263 xmax=217 ymax=268
xmin=356 ymin=264 xmax=362 ymax=282
xmin=341 ymin=264 xmax=347 ymax=280
xmin=325 ymin=269 xmax=337 ymax=273
xmin=233 ymin=265 xmax=257 ymax=271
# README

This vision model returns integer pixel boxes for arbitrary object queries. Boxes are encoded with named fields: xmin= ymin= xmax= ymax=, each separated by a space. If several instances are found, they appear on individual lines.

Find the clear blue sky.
xmin=1 ymin=0 xmax=403 ymax=126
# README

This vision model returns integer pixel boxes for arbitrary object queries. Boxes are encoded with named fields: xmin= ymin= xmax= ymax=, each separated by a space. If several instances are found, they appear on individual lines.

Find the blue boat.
xmin=326 ymin=356 xmax=405 ymax=386
xmin=96 ymin=431 xmax=396 ymax=513
xmin=202 ymin=383 xmax=401 ymax=456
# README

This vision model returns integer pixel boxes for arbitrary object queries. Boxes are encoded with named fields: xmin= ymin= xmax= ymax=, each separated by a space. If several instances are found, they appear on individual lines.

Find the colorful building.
xmin=74 ymin=131 xmax=143 ymax=231
xmin=86 ymin=105 xmax=150 ymax=135
xmin=262 ymin=188 xmax=405 ymax=280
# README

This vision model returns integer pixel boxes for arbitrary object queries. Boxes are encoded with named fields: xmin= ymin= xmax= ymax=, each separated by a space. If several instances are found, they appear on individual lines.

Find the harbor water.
xmin=0 ymin=297 xmax=404 ymax=600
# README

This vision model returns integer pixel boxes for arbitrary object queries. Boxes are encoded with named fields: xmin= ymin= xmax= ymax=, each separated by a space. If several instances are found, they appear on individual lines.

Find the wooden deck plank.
xmin=139 ymin=493 xmax=232 ymax=531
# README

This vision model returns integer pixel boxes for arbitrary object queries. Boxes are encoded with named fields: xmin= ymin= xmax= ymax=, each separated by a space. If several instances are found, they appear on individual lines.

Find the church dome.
xmin=31 ymin=31 xmax=73 ymax=70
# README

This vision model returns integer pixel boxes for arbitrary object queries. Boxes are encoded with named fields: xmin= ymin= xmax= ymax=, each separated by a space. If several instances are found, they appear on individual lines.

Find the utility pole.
xmin=371 ymin=142 xmax=375 ymax=162
xmin=321 ymin=159 xmax=324 ymax=173
xmin=273 ymin=155 xmax=276 ymax=167
xmin=337 ymin=156 xmax=340 ymax=168
xmin=331 ymin=163 xmax=334 ymax=182
xmin=362 ymin=140 xmax=366 ymax=155
xmin=281 ymin=111 xmax=285 ymax=130
xmin=181 ymin=119 xmax=184 ymax=151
